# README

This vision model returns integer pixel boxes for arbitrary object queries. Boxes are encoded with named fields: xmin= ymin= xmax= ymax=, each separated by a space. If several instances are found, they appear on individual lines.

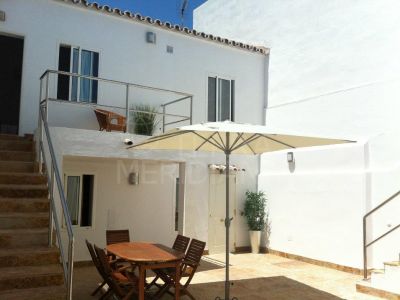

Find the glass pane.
xmin=66 ymin=176 xmax=80 ymax=226
xmin=91 ymin=52 xmax=99 ymax=103
xmin=57 ymin=46 xmax=71 ymax=101
xmin=71 ymin=48 xmax=79 ymax=102
xmin=81 ymin=175 xmax=94 ymax=227
xmin=208 ymin=77 xmax=217 ymax=122
xmin=231 ymin=80 xmax=235 ymax=121
xmin=80 ymin=50 xmax=92 ymax=102
xmin=175 ymin=178 xmax=179 ymax=231
xmin=218 ymin=78 xmax=231 ymax=121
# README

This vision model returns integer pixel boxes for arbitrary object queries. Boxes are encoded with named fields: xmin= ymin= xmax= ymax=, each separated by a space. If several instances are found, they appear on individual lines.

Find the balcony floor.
xmin=73 ymin=253 xmax=378 ymax=299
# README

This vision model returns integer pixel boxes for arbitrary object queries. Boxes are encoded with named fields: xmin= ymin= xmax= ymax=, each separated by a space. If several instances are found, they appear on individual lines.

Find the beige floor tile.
xmin=73 ymin=253 xmax=381 ymax=300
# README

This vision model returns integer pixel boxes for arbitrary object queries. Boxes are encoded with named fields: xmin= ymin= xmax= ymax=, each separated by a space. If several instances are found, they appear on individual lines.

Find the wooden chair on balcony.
xmin=94 ymin=108 xmax=127 ymax=132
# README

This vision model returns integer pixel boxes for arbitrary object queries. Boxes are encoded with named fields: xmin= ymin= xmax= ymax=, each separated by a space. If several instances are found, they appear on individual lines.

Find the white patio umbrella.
xmin=128 ymin=121 xmax=353 ymax=300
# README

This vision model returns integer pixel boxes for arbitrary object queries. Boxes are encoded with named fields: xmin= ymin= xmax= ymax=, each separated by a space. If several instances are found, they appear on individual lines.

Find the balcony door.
xmin=57 ymin=45 xmax=99 ymax=103
xmin=0 ymin=34 xmax=24 ymax=134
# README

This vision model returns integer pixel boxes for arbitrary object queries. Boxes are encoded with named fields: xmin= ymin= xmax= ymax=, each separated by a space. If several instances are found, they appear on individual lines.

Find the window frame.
xmin=57 ymin=44 xmax=99 ymax=103
xmin=64 ymin=172 xmax=96 ymax=228
xmin=207 ymin=75 xmax=235 ymax=122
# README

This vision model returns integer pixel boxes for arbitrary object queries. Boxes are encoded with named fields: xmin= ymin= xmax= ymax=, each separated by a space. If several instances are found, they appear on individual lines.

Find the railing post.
xmin=45 ymin=72 xmax=50 ymax=123
xmin=38 ymin=78 xmax=43 ymax=173
xmin=125 ymin=84 xmax=130 ymax=133
xmin=67 ymin=238 xmax=75 ymax=300
xmin=48 ymin=166 xmax=55 ymax=247
xmin=162 ymin=105 xmax=166 ymax=133
xmin=190 ymin=96 xmax=193 ymax=125
xmin=363 ymin=216 xmax=367 ymax=279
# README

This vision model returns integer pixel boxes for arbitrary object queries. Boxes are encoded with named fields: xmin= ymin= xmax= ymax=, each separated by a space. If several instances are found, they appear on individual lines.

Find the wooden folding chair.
xmin=106 ymin=229 xmax=130 ymax=263
xmin=106 ymin=229 xmax=130 ymax=245
xmin=154 ymin=239 xmax=206 ymax=300
xmin=147 ymin=234 xmax=190 ymax=291
xmin=85 ymin=239 xmax=107 ymax=297
xmin=94 ymin=244 xmax=138 ymax=300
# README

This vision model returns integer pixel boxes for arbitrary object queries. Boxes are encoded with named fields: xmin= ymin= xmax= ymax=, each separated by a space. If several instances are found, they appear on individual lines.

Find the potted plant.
xmin=244 ymin=190 xmax=267 ymax=253
xmin=130 ymin=104 xmax=159 ymax=136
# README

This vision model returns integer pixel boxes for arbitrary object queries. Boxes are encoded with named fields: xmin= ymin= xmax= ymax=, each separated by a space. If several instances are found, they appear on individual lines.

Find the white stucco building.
xmin=0 ymin=0 xmax=269 ymax=261
xmin=195 ymin=0 xmax=400 ymax=272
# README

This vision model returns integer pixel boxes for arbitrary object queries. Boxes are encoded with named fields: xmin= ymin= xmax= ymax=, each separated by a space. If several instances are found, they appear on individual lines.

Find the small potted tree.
xmin=244 ymin=190 xmax=267 ymax=254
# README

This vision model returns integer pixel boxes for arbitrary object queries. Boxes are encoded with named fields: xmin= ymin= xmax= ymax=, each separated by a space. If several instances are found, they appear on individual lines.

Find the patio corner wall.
xmin=258 ymin=143 xmax=367 ymax=269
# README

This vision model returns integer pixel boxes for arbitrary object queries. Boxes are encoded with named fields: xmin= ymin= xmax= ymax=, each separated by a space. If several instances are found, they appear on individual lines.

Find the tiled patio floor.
xmin=73 ymin=253 xmax=380 ymax=300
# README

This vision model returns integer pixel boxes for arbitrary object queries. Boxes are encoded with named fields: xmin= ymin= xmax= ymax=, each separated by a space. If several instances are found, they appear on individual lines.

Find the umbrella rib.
xmin=216 ymin=132 xmax=226 ymax=149
xmin=127 ymin=130 xmax=190 ymax=149
xmin=193 ymin=132 xmax=225 ymax=151
xmin=262 ymin=135 xmax=296 ymax=148
xmin=230 ymin=132 xmax=244 ymax=150
xmin=230 ymin=133 xmax=260 ymax=153
xmin=195 ymin=132 xmax=218 ymax=151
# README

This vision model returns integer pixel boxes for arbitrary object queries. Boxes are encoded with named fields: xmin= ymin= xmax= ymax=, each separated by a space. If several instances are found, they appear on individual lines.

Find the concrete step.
xmin=0 ymin=161 xmax=35 ymax=173
xmin=0 ymin=140 xmax=33 ymax=152
xmin=0 ymin=264 xmax=64 ymax=291
xmin=357 ymin=278 xmax=400 ymax=299
xmin=0 ymin=212 xmax=49 ymax=229
xmin=0 ymin=172 xmax=47 ymax=185
xmin=0 ymin=134 xmax=29 ymax=141
xmin=0 ymin=184 xmax=48 ymax=198
xmin=0 ymin=285 xmax=66 ymax=300
xmin=0 ymin=150 xmax=34 ymax=162
xmin=0 ymin=197 xmax=49 ymax=213
xmin=0 ymin=228 xmax=48 ymax=248
xmin=0 ymin=247 xmax=59 ymax=267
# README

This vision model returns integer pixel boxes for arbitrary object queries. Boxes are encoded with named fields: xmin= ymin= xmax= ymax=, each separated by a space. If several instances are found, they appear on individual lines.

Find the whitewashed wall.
xmin=195 ymin=0 xmax=400 ymax=268
xmin=62 ymin=156 xmax=178 ymax=262
xmin=0 ymin=0 xmax=267 ymax=134
xmin=50 ymin=127 xmax=259 ymax=261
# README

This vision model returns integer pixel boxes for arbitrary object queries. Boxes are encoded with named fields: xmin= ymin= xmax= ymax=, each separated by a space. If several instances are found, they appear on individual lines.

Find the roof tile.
xmin=58 ymin=0 xmax=269 ymax=55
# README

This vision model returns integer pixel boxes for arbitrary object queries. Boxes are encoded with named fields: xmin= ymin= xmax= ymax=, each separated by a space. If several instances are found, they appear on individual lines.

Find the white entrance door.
xmin=208 ymin=173 xmax=236 ymax=254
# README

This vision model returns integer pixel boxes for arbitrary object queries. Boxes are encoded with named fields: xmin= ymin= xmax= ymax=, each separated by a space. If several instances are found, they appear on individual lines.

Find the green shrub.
xmin=131 ymin=104 xmax=158 ymax=135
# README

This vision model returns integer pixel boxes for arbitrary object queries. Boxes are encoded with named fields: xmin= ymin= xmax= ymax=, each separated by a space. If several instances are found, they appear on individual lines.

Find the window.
xmin=57 ymin=45 xmax=99 ymax=103
xmin=208 ymin=76 xmax=235 ymax=122
xmin=65 ymin=174 xmax=94 ymax=227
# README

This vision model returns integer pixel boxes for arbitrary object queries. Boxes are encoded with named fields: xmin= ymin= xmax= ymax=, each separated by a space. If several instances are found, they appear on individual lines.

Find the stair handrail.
xmin=363 ymin=189 xmax=400 ymax=279
xmin=38 ymin=102 xmax=74 ymax=299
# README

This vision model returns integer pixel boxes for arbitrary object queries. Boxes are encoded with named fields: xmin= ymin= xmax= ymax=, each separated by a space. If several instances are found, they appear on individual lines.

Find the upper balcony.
xmin=39 ymin=70 xmax=193 ymax=136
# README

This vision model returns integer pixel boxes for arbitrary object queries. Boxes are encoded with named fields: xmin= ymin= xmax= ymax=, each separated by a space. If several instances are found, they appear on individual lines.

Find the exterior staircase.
xmin=0 ymin=134 xmax=66 ymax=299
xmin=357 ymin=260 xmax=400 ymax=299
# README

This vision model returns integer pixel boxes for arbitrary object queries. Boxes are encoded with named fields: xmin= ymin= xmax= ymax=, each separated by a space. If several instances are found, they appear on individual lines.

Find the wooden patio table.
xmin=107 ymin=242 xmax=185 ymax=300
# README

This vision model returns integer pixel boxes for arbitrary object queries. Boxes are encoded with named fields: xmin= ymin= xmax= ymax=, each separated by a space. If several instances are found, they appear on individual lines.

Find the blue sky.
xmin=93 ymin=0 xmax=207 ymax=28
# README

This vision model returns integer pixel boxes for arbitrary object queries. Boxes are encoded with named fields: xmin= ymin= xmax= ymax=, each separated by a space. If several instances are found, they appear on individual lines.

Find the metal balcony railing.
xmin=39 ymin=70 xmax=193 ymax=134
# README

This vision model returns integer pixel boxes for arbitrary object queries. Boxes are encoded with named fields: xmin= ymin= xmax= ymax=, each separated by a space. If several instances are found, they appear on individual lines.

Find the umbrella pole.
xmin=225 ymin=150 xmax=230 ymax=300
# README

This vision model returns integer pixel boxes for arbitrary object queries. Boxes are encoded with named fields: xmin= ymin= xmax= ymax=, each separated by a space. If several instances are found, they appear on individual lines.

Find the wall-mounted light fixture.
xmin=0 ymin=11 xmax=5 ymax=22
xmin=287 ymin=152 xmax=295 ymax=163
xmin=166 ymin=45 xmax=174 ymax=54
xmin=128 ymin=172 xmax=139 ymax=185
xmin=146 ymin=31 xmax=156 ymax=44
